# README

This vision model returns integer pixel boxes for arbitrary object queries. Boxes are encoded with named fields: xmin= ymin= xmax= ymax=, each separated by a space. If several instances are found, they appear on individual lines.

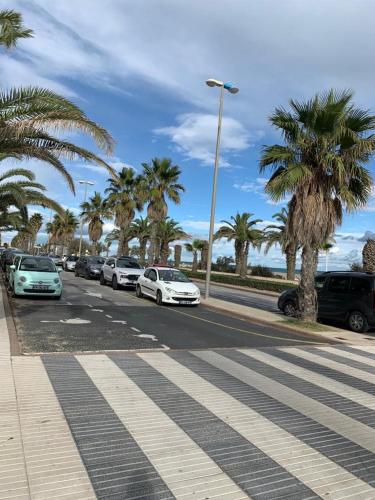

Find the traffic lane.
xmin=195 ymin=281 xmax=279 ymax=312
xmin=10 ymin=272 xmax=329 ymax=353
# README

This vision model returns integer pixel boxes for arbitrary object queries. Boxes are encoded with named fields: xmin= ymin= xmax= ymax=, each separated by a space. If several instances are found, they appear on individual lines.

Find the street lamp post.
xmin=78 ymin=180 xmax=94 ymax=257
xmin=205 ymin=79 xmax=239 ymax=300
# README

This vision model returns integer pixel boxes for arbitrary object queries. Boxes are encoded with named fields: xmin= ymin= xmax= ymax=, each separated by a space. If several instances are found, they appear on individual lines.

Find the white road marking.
xmin=136 ymin=333 xmax=158 ymax=341
xmin=110 ymin=320 xmax=127 ymax=324
xmin=91 ymin=309 xmax=104 ymax=312
xmin=161 ymin=344 xmax=170 ymax=350
xmin=88 ymin=304 xmax=93 ymax=308
xmin=84 ymin=291 xmax=102 ymax=299
xmin=66 ymin=301 xmax=72 ymax=305
xmin=131 ymin=327 xmax=141 ymax=333
xmin=105 ymin=314 xmax=113 ymax=318
xmin=40 ymin=318 xmax=91 ymax=324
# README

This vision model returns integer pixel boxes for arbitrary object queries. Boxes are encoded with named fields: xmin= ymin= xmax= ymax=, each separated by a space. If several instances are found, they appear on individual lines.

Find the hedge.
xmin=184 ymin=270 xmax=297 ymax=293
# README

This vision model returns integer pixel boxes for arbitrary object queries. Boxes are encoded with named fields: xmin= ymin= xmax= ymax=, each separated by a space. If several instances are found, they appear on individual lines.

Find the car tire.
xmin=136 ymin=284 xmax=143 ymax=298
xmin=100 ymin=273 xmax=106 ymax=285
xmin=348 ymin=311 xmax=369 ymax=333
xmin=156 ymin=290 xmax=163 ymax=306
xmin=283 ymin=301 xmax=296 ymax=317
xmin=112 ymin=275 xmax=119 ymax=290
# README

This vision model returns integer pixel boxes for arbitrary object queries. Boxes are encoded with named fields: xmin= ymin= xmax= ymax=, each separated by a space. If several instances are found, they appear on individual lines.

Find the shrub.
xmin=183 ymin=270 xmax=296 ymax=293
xmin=350 ymin=262 xmax=363 ymax=272
xmin=250 ymin=265 xmax=274 ymax=278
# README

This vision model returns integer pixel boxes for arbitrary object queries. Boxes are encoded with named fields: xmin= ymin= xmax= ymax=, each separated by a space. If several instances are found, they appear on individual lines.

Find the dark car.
xmin=278 ymin=271 xmax=375 ymax=333
xmin=75 ymin=256 xmax=105 ymax=279
xmin=1 ymin=249 xmax=26 ymax=280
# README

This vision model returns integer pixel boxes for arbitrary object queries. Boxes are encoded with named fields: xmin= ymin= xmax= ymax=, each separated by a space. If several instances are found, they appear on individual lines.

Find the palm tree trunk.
xmin=234 ymin=241 xmax=243 ymax=274
xmin=192 ymin=251 xmax=198 ymax=272
xmin=240 ymin=242 xmax=249 ymax=278
xmin=160 ymin=242 xmax=169 ymax=265
xmin=139 ymin=239 xmax=147 ymax=266
xmin=174 ymin=245 xmax=182 ymax=268
xmin=148 ymin=223 xmax=158 ymax=265
xmin=286 ymin=246 xmax=296 ymax=281
xmin=297 ymin=246 xmax=318 ymax=322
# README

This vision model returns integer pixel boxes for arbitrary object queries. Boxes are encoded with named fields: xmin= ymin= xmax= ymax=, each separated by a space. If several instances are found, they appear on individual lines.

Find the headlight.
xmin=165 ymin=287 xmax=175 ymax=293
xmin=54 ymin=278 xmax=60 ymax=284
xmin=19 ymin=276 xmax=27 ymax=283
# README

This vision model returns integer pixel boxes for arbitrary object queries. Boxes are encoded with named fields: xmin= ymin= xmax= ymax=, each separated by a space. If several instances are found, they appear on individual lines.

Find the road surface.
xmin=10 ymin=271 xmax=322 ymax=353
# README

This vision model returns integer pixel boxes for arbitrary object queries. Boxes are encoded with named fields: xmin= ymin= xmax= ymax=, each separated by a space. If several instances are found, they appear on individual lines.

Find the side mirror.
xmin=9 ymin=265 xmax=16 ymax=270
xmin=111 ymin=264 xmax=115 ymax=269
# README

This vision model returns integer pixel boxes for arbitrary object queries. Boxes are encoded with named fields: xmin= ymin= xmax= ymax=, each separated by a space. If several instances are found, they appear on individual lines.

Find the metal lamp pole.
xmin=78 ymin=180 xmax=94 ymax=257
xmin=204 ymin=79 xmax=239 ymax=300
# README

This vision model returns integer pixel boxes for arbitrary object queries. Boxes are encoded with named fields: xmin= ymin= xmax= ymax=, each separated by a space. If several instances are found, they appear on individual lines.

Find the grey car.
xmin=75 ymin=256 xmax=105 ymax=279
xmin=278 ymin=271 xmax=375 ymax=333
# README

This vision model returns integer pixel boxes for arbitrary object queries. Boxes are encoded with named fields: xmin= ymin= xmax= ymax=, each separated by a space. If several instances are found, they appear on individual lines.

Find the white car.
xmin=100 ymin=256 xmax=144 ymax=289
xmin=63 ymin=255 xmax=79 ymax=271
xmin=136 ymin=266 xmax=200 ymax=306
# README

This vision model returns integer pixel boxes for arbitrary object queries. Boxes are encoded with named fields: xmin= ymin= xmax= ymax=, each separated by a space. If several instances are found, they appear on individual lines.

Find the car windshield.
xmin=20 ymin=257 xmax=56 ymax=272
xmin=88 ymin=258 xmax=105 ymax=265
xmin=117 ymin=259 xmax=142 ymax=269
xmin=158 ymin=269 xmax=190 ymax=283
xmin=67 ymin=256 xmax=79 ymax=261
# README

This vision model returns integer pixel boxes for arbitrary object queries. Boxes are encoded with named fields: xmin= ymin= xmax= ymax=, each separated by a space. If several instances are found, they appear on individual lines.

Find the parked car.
xmin=8 ymin=255 xmax=62 ymax=299
xmin=100 ymin=256 xmax=144 ymax=289
xmin=48 ymin=254 xmax=63 ymax=268
xmin=75 ymin=256 xmax=105 ymax=279
xmin=2 ymin=249 xmax=26 ymax=281
xmin=64 ymin=255 xmax=79 ymax=271
xmin=136 ymin=266 xmax=200 ymax=306
xmin=278 ymin=271 xmax=375 ymax=332
xmin=1 ymin=248 xmax=20 ymax=272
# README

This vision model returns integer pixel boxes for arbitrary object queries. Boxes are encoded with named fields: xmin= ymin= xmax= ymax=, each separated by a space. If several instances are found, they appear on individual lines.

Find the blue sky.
xmin=3 ymin=0 xmax=375 ymax=269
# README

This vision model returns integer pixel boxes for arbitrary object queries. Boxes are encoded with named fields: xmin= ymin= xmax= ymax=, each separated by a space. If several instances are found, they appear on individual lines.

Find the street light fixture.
xmin=204 ymin=78 xmax=239 ymax=300
xmin=78 ymin=180 xmax=94 ymax=257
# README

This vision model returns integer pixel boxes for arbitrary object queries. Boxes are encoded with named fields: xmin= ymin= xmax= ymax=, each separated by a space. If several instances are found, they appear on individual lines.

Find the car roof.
xmin=320 ymin=271 xmax=375 ymax=279
xmin=151 ymin=266 xmax=177 ymax=271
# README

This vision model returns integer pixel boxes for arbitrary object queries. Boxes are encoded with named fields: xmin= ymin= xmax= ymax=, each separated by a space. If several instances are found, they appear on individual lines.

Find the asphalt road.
xmin=10 ymin=271 xmax=328 ymax=353
xmin=195 ymin=280 xmax=279 ymax=312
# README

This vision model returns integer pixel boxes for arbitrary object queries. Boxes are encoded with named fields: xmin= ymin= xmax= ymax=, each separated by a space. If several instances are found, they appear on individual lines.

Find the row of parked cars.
xmin=72 ymin=255 xmax=201 ymax=306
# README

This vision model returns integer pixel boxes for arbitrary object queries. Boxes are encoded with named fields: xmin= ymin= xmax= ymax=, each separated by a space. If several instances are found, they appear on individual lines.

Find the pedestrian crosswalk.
xmin=5 ymin=344 xmax=375 ymax=499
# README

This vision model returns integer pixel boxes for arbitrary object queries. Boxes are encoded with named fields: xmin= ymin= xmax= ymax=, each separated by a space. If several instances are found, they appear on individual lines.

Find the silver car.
xmin=64 ymin=255 xmax=79 ymax=271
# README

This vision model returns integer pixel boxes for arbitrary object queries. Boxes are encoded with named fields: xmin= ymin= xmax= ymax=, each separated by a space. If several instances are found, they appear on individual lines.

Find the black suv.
xmin=278 ymin=272 xmax=375 ymax=332
xmin=75 ymin=256 xmax=105 ymax=279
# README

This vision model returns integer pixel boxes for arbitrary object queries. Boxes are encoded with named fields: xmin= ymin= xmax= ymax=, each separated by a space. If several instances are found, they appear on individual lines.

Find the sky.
xmin=2 ymin=0 xmax=375 ymax=270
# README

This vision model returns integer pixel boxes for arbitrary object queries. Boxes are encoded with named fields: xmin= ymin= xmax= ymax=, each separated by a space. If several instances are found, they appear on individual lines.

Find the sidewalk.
xmin=202 ymin=296 xmax=375 ymax=346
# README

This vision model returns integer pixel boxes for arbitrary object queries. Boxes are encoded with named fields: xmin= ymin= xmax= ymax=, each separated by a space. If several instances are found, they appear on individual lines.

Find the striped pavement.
xmin=2 ymin=345 xmax=375 ymax=499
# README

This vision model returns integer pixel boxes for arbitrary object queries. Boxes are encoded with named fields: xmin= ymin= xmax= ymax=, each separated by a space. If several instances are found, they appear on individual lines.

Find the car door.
xmin=147 ymin=269 xmax=158 ymax=297
xmin=104 ymin=258 xmax=113 ymax=280
xmin=318 ymin=275 xmax=350 ymax=320
xmin=348 ymin=277 xmax=372 ymax=317
xmin=10 ymin=256 xmax=20 ymax=287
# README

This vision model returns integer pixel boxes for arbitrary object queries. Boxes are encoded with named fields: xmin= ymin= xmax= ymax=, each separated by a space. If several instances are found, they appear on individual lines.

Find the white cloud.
xmin=181 ymin=220 xmax=221 ymax=232
xmin=154 ymin=113 xmax=250 ymax=166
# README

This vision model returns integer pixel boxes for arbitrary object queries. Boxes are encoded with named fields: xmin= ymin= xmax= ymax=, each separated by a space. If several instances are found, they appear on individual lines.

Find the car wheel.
xmin=348 ymin=311 xmax=369 ymax=333
xmin=100 ymin=273 xmax=106 ymax=285
xmin=10 ymin=286 xmax=17 ymax=298
xmin=136 ymin=284 xmax=143 ymax=298
xmin=283 ymin=301 xmax=296 ymax=317
xmin=112 ymin=275 xmax=119 ymax=290
xmin=156 ymin=290 xmax=163 ymax=306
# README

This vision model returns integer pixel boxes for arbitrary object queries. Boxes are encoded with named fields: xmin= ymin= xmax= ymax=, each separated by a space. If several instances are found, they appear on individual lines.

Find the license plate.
xmin=179 ymin=300 xmax=192 ymax=305
xmin=32 ymin=285 xmax=49 ymax=290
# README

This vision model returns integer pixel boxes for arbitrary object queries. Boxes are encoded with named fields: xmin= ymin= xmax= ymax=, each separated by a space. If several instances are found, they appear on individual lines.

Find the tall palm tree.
xmin=185 ymin=239 xmax=204 ymax=272
xmin=260 ymin=90 xmax=375 ymax=321
xmin=131 ymin=216 xmax=151 ymax=266
xmin=264 ymin=207 xmax=297 ymax=280
xmin=0 ymin=87 xmax=115 ymax=192
xmin=139 ymin=158 xmax=185 ymax=264
xmin=104 ymin=226 xmax=135 ymax=256
xmin=0 ymin=10 xmax=33 ymax=49
xmin=363 ymin=239 xmax=375 ymax=273
xmin=80 ymin=192 xmax=111 ymax=254
xmin=28 ymin=213 xmax=43 ymax=254
xmin=54 ymin=210 xmax=79 ymax=254
xmin=105 ymin=167 xmax=143 ymax=257
xmin=157 ymin=218 xmax=189 ymax=265
xmin=215 ymin=213 xmax=263 ymax=277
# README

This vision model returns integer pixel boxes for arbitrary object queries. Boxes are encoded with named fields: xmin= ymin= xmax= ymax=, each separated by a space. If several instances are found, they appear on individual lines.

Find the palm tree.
xmin=363 ymin=239 xmax=375 ymax=273
xmin=54 ymin=210 xmax=79 ymax=254
xmin=215 ymin=213 xmax=263 ymax=277
xmin=264 ymin=207 xmax=297 ymax=280
xmin=28 ymin=213 xmax=43 ymax=253
xmin=157 ymin=218 xmax=189 ymax=265
xmin=260 ymin=90 xmax=375 ymax=321
xmin=80 ymin=192 xmax=111 ymax=254
xmin=185 ymin=239 xmax=204 ymax=272
xmin=105 ymin=167 xmax=143 ymax=257
xmin=104 ymin=226 xmax=135 ymax=256
xmin=139 ymin=158 xmax=185 ymax=264
xmin=0 ymin=87 xmax=115 ymax=192
xmin=0 ymin=10 xmax=33 ymax=49
xmin=0 ymin=168 xmax=62 ymax=244
xmin=131 ymin=217 xmax=151 ymax=266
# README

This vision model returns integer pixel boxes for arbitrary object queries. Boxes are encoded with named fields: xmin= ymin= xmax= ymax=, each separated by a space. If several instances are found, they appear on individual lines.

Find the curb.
xmin=192 ymin=278 xmax=280 ymax=297
xmin=201 ymin=300 xmax=343 ymax=345
xmin=0 ymin=277 xmax=21 ymax=355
